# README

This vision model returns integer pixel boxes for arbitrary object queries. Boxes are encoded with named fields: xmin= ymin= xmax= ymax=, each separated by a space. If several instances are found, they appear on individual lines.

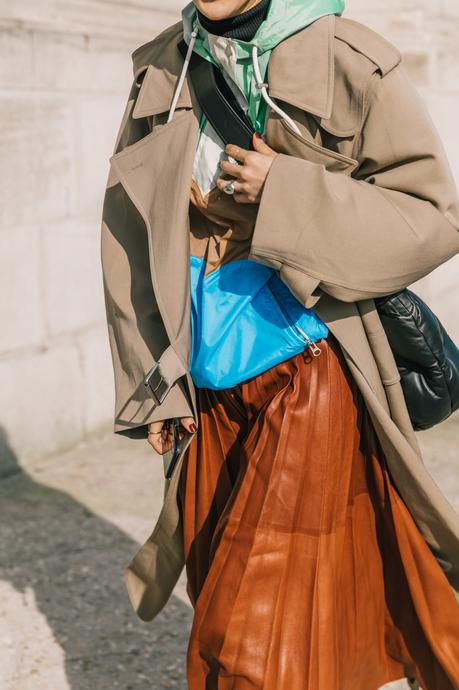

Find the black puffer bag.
xmin=375 ymin=289 xmax=459 ymax=431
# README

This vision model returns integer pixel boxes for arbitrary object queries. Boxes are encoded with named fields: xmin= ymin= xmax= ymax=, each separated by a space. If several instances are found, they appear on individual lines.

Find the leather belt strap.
xmin=177 ymin=38 xmax=255 ymax=150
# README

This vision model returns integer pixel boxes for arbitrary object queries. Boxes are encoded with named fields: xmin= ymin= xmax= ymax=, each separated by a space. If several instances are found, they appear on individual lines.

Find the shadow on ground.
xmin=0 ymin=426 xmax=192 ymax=690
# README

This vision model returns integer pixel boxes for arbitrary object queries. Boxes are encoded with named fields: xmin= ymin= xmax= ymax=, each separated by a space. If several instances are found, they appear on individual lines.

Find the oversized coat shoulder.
xmin=131 ymin=21 xmax=183 ymax=76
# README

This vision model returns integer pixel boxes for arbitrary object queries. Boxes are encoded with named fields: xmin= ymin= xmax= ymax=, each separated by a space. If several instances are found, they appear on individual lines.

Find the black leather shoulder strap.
xmin=178 ymin=38 xmax=255 ymax=150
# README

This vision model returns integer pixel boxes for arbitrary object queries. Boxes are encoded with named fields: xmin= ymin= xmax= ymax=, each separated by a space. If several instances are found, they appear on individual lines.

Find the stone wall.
xmin=0 ymin=0 xmax=458 ymax=471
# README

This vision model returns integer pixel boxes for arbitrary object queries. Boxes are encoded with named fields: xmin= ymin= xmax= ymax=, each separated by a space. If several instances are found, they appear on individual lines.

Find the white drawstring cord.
xmin=167 ymin=22 xmax=199 ymax=124
xmin=251 ymin=44 xmax=302 ymax=136
xmin=168 ymin=28 xmax=301 ymax=136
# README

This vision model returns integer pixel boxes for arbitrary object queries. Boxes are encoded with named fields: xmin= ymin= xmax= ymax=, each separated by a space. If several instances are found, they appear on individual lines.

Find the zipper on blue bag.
xmin=293 ymin=322 xmax=322 ymax=357
xmin=265 ymin=280 xmax=322 ymax=357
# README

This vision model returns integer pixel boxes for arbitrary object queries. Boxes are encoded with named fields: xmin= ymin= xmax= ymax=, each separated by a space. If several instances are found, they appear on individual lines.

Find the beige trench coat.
xmin=101 ymin=15 xmax=459 ymax=621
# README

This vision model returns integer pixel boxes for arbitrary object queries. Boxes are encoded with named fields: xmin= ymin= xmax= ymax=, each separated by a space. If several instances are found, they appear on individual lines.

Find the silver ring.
xmin=223 ymin=180 xmax=236 ymax=195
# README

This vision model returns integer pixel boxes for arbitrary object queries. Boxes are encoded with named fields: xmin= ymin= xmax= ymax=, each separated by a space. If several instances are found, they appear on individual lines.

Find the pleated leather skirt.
xmin=178 ymin=334 xmax=459 ymax=690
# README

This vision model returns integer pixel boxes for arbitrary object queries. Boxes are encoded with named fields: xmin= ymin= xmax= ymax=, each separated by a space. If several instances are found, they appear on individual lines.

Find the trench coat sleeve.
xmin=101 ymin=75 xmax=194 ymax=440
xmin=249 ymin=64 xmax=459 ymax=303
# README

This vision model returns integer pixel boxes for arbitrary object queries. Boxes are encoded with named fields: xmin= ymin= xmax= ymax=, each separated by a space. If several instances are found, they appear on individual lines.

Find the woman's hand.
xmin=147 ymin=417 xmax=196 ymax=455
xmin=216 ymin=132 xmax=278 ymax=204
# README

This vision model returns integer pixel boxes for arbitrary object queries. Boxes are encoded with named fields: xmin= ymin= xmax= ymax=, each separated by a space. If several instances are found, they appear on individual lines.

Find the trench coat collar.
xmin=132 ymin=14 xmax=336 ymax=121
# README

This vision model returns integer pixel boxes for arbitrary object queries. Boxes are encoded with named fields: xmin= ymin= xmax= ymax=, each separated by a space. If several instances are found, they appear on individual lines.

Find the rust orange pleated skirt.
xmin=178 ymin=334 xmax=459 ymax=690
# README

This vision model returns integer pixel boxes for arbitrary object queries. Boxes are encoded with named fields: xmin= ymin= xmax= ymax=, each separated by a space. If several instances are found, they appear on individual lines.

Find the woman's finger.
xmin=219 ymin=159 xmax=243 ymax=177
xmin=252 ymin=132 xmax=277 ymax=157
xmin=148 ymin=420 xmax=164 ymax=434
xmin=180 ymin=416 xmax=197 ymax=434
xmin=225 ymin=143 xmax=249 ymax=163
xmin=149 ymin=433 xmax=173 ymax=455
xmin=147 ymin=419 xmax=173 ymax=454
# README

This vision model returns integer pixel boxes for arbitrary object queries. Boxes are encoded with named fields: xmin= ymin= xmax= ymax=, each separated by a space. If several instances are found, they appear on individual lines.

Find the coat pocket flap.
xmin=272 ymin=118 xmax=359 ymax=175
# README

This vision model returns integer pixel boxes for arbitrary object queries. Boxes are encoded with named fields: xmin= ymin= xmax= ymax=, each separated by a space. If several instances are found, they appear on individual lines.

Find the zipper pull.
xmin=305 ymin=336 xmax=322 ymax=357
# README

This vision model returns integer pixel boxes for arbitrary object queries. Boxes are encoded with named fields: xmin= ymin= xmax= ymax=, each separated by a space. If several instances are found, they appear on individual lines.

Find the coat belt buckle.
xmin=144 ymin=362 xmax=170 ymax=406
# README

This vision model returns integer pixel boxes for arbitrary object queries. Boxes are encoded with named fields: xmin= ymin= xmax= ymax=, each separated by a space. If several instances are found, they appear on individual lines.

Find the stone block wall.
xmin=0 ymin=1 xmax=183 ymax=472
xmin=0 ymin=0 xmax=458 ymax=470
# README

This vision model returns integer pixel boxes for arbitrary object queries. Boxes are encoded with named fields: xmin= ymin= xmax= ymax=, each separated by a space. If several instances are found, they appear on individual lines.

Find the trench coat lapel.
xmin=130 ymin=15 xmax=337 ymax=120
xmin=131 ymin=59 xmax=193 ymax=118
xmin=267 ymin=14 xmax=336 ymax=120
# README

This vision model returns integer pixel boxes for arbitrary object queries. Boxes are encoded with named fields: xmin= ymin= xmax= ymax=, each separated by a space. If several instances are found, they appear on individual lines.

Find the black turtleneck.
xmin=196 ymin=0 xmax=271 ymax=42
